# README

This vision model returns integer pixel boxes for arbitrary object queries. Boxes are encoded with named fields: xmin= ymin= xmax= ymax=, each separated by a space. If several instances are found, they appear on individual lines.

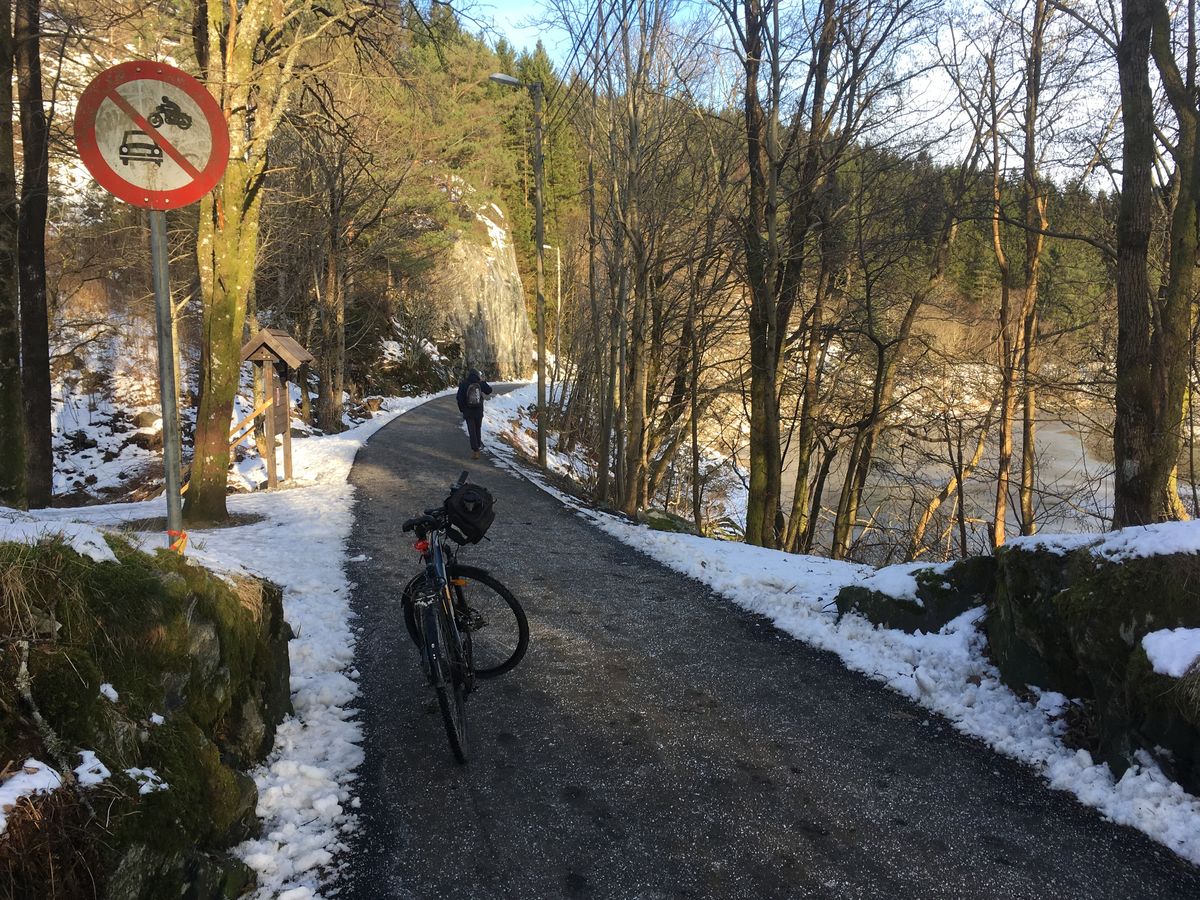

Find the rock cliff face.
xmin=427 ymin=202 xmax=534 ymax=381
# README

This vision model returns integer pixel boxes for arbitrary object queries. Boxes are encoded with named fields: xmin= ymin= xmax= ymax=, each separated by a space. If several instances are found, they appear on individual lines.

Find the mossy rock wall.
xmin=0 ymin=535 xmax=293 ymax=899
xmin=989 ymin=544 xmax=1200 ymax=791
xmin=835 ymin=555 xmax=997 ymax=634
xmin=640 ymin=508 xmax=700 ymax=535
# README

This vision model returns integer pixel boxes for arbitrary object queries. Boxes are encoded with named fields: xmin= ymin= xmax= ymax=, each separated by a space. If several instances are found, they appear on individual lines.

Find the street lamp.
xmin=543 ymin=243 xmax=561 ymax=395
xmin=491 ymin=71 xmax=547 ymax=469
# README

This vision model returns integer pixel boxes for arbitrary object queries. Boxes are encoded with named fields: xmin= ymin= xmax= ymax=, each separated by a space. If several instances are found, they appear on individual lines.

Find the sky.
xmin=475 ymin=0 xmax=570 ymax=60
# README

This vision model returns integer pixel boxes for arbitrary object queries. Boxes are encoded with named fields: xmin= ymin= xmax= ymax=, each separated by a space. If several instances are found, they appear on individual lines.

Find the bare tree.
xmin=15 ymin=0 xmax=51 ymax=506
xmin=1111 ymin=0 xmax=1196 ymax=526
xmin=185 ymin=0 xmax=387 ymax=522
xmin=0 ymin=0 xmax=23 ymax=507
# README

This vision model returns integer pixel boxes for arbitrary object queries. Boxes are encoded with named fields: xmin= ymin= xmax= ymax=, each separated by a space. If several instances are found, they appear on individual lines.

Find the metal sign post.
xmin=148 ymin=210 xmax=183 ymax=538
xmin=74 ymin=60 xmax=230 ymax=549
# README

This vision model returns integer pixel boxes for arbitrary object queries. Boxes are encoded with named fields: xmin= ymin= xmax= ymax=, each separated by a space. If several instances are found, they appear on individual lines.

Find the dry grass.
xmin=1176 ymin=659 xmax=1200 ymax=725
xmin=0 ymin=789 xmax=104 ymax=899
xmin=231 ymin=575 xmax=266 ymax=622
xmin=0 ymin=544 xmax=77 ymax=644
xmin=0 ymin=547 xmax=38 ymax=643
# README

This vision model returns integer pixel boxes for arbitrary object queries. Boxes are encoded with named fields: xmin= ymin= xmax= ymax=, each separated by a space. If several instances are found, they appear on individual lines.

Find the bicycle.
xmin=400 ymin=471 xmax=529 ymax=762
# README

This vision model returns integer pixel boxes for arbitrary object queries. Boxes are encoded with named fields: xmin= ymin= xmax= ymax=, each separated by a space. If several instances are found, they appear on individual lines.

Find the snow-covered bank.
xmin=482 ymin=386 xmax=1200 ymax=867
xmin=4 ymin=390 xmax=452 ymax=899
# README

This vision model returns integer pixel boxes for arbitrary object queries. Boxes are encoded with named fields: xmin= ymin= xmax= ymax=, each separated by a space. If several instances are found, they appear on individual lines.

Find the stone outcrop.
xmin=424 ymin=202 xmax=534 ymax=380
xmin=835 ymin=540 xmax=1200 ymax=794
xmin=0 ymin=534 xmax=292 ymax=898
xmin=987 ymin=544 xmax=1200 ymax=793
xmin=835 ymin=556 xmax=996 ymax=634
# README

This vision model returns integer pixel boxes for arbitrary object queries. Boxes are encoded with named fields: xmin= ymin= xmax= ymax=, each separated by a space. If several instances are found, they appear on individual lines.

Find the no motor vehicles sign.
xmin=73 ymin=60 xmax=231 ymax=548
xmin=74 ymin=60 xmax=229 ymax=209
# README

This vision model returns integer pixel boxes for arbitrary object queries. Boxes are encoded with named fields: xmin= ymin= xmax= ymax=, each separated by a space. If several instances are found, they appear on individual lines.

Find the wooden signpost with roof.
xmin=238 ymin=329 xmax=313 ymax=489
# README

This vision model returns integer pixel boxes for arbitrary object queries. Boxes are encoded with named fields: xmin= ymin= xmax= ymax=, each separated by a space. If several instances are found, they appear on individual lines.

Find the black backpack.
xmin=444 ymin=483 xmax=495 ymax=544
xmin=465 ymin=382 xmax=484 ymax=408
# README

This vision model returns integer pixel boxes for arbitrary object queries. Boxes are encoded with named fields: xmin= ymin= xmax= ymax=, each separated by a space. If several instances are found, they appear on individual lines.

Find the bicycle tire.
xmin=451 ymin=566 xmax=528 ymax=678
xmin=402 ymin=565 xmax=528 ymax=678
xmin=424 ymin=602 xmax=468 ymax=763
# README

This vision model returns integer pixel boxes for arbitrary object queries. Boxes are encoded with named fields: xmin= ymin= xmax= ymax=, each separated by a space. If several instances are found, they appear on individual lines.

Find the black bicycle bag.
xmin=445 ymin=483 xmax=495 ymax=544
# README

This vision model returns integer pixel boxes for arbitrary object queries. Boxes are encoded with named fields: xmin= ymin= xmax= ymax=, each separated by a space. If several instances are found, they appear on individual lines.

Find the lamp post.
xmin=490 ymin=71 xmax=547 ymax=468
xmin=543 ymin=243 xmax=561 ymax=396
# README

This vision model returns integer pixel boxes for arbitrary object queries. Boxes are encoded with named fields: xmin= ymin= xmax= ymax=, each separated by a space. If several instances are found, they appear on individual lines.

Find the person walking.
xmin=456 ymin=368 xmax=493 ymax=459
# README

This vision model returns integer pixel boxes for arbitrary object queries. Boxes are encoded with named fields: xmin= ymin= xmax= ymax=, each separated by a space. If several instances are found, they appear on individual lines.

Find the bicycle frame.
xmin=412 ymin=529 xmax=472 ymax=691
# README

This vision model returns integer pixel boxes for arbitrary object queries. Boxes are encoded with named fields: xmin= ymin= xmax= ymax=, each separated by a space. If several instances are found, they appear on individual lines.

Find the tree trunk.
xmin=989 ymin=51 xmax=1016 ymax=547
xmin=185 ymin=158 xmax=261 ymax=524
xmin=613 ymin=264 xmax=629 ymax=503
xmin=586 ymin=131 xmax=611 ymax=505
xmin=316 ymin=239 xmax=346 ymax=433
xmin=741 ymin=0 xmax=783 ymax=547
xmin=1138 ymin=0 xmax=1198 ymax=523
xmin=620 ymin=271 xmax=649 ymax=515
xmin=0 ymin=0 xmax=24 ymax=507
xmin=831 ymin=425 xmax=870 ymax=559
xmin=830 ymin=282 xmax=927 ymax=560
xmin=15 ymin=0 xmax=50 ymax=507
xmin=689 ymin=291 xmax=703 ymax=534
xmin=1018 ymin=0 xmax=1049 ymax=536
xmin=185 ymin=0 xmax=298 ymax=523
xmin=802 ymin=441 xmax=837 ymax=554
xmin=298 ymin=362 xmax=312 ymax=424
xmin=1112 ymin=0 xmax=1176 ymax=526
xmin=783 ymin=272 xmax=827 ymax=551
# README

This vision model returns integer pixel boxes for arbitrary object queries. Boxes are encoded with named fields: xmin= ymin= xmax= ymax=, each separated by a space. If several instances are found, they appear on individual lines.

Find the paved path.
xmin=342 ymin=394 xmax=1200 ymax=899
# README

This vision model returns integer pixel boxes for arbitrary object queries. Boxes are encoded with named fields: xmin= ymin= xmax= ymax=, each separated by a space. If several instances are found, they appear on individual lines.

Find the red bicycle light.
xmin=413 ymin=539 xmax=430 ymax=553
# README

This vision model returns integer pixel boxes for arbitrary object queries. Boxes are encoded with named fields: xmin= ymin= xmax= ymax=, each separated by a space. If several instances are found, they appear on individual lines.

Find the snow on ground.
xmin=4 ymin=389 xmax=454 ymax=899
xmin=481 ymin=389 xmax=1200 ymax=867
xmin=0 ymin=760 xmax=62 ymax=834
xmin=479 ymin=384 xmax=594 ymax=484
xmin=74 ymin=750 xmax=111 ymax=787
xmin=1143 ymin=629 xmax=1200 ymax=678
xmin=0 ymin=510 xmax=117 ymax=562
xmin=856 ymin=560 xmax=953 ymax=605
xmin=50 ymin=316 xmax=168 ymax=499
xmin=1012 ymin=519 xmax=1200 ymax=561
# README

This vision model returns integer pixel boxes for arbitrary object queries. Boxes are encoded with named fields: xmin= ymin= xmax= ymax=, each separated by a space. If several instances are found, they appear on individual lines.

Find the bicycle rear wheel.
xmin=448 ymin=565 xmax=528 ymax=678
xmin=423 ymin=601 xmax=468 ymax=763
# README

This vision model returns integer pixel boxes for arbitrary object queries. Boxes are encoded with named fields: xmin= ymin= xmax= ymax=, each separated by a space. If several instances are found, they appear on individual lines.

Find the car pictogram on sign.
xmin=119 ymin=129 xmax=163 ymax=166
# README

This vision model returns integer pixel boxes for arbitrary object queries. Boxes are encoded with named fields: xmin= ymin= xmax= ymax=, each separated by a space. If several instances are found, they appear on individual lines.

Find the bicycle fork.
xmin=416 ymin=589 xmax=471 ymax=692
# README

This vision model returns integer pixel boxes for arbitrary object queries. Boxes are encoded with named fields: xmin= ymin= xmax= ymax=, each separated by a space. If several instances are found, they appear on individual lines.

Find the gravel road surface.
xmin=341 ymin=392 xmax=1200 ymax=899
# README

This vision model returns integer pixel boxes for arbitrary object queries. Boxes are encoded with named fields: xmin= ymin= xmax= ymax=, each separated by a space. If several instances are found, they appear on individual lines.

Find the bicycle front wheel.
xmin=448 ymin=565 xmax=529 ymax=678
xmin=424 ymin=601 xmax=468 ymax=764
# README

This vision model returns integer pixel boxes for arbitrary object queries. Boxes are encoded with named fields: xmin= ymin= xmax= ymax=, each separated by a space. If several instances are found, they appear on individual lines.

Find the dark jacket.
xmin=456 ymin=372 xmax=493 ymax=416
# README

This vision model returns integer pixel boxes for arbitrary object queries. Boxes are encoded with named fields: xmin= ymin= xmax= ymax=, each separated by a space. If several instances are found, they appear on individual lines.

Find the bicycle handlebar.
xmin=402 ymin=471 xmax=471 ymax=534
xmin=402 ymin=513 xmax=439 ymax=533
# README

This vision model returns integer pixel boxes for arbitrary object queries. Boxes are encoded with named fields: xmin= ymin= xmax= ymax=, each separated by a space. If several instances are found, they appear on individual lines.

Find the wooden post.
xmin=263 ymin=360 xmax=278 ymax=490
xmin=280 ymin=364 xmax=293 ymax=482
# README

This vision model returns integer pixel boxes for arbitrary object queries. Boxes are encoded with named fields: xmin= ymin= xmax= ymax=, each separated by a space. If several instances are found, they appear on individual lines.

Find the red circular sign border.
xmin=74 ymin=60 xmax=229 ymax=210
